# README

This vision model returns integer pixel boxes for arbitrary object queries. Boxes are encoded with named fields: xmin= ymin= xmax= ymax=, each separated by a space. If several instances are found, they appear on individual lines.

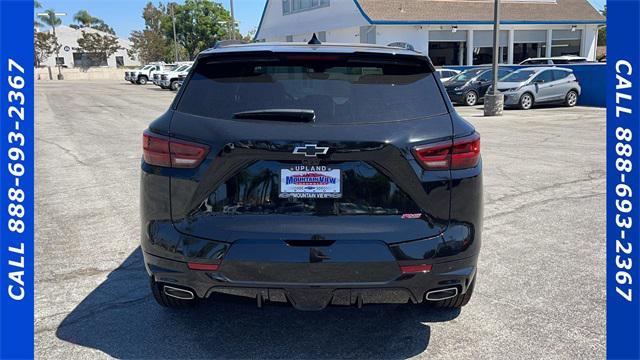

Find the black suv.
xmin=141 ymin=40 xmax=483 ymax=311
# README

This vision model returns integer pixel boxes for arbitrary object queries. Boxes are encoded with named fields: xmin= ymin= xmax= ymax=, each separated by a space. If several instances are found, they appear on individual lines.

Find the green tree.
xmin=597 ymin=6 xmax=606 ymax=47
xmin=129 ymin=2 xmax=174 ymax=63
xmin=76 ymin=30 xmax=122 ymax=67
xmin=37 ymin=9 xmax=62 ymax=30
xmin=73 ymin=10 xmax=95 ymax=27
xmin=243 ymin=27 xmax=257 ymax=42
xmin=91 ymin=20 xmax=116 ymax=35
xmin=129 ymin=29 xmax=171 ymax=63
xmin=34 ymin=32 xmax=60 ymax=67
xmin=71 ymin=10 xmax=116 ymax=34
xmin=34 ymin=1 xmax=44 ymax=28
xmin=162 ymin=0 xmax=234 ymax=59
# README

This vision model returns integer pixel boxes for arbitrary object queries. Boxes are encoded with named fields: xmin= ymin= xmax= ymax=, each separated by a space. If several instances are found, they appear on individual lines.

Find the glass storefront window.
xmin=551 ymin=29 xmax=582 ymax=57
xmin=472 ymin=46 xmax=508 ymax=65
xmin=513 ymin=43 xmax=546 ymax=63
xmin=428 ymin=42 xmax=467 ymax=66
xmin=551 ymin=39 xmax=581 ymax=56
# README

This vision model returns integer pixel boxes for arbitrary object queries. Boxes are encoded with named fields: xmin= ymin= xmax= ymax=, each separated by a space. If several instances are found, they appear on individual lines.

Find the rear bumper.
xmin=142 ymin=215 xmax=480 ymax=309
xmin=144 ymin=250 xmax=477 ymax=309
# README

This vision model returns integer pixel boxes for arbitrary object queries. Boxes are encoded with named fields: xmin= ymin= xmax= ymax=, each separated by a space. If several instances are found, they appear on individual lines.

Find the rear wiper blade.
xmin=232 ymin=109 xmax=315 ymax=122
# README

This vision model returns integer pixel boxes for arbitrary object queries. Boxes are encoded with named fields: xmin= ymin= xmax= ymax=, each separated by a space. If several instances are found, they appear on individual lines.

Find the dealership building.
xmin=38 ymin=25 xmax=140 ymax=68
xmin=255 ymin=0 xmax=605 ymax=65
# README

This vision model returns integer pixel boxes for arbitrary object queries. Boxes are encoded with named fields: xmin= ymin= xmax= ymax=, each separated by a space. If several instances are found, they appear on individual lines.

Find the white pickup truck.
xmin=125 ymin=62 xmax=176 ymax=85
xmin=159 ymin=62 xmax=193 ymax=91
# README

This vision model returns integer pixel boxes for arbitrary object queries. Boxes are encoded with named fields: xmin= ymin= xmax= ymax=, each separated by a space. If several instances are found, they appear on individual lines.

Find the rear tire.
xmin=519 ymin=92 xmax=534 ymax=110
xmin=137 ymin=76 xmax=148 ymax=85
xmin=170 ymin=80 xmax=179 ymax=91
xmin=565 ymin=90 xmax=578 ymax=107
xmin=150 ymin=277 xmax=198 ymax=309
xmin=430 ymin=277 xmax=475 ymax=308
xmin=464 ymin=91 xmax=478 ymax=106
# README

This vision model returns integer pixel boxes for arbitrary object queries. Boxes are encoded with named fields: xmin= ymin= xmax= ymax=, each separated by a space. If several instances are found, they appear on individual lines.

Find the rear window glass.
xmin=552 ymin=70 xmax=570 ymax=80
xmin=502 ymin=70 xmax=536 ymax=82
xmin=177 ymin=54 xmax=447 ymax=124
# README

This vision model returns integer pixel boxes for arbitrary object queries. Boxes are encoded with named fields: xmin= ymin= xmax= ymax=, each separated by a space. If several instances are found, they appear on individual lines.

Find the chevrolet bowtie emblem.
xmin=293 ymin=144 xmax=329 ymax=157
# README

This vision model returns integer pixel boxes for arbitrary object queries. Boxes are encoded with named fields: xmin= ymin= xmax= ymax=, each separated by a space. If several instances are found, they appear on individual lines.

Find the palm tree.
xmin=73 ymin=10 xmax=95 ymax=28
xmin=37 ymin=9 xmax=62 ymax=35
xmin=34 ymin=1 xmax=44 ymax=28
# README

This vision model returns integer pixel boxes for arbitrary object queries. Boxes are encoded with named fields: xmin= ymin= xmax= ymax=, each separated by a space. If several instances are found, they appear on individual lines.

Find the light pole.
xmin=229 ymin=0 xmax=236 ymax=40
xmin=171 ymin=4 xmax=179 ymax=62
xmin=218 ymin=20 xmax=239 ymax=40
xmin=484 ymin=0 xmax=504 ymax=116
xmin=37 ymin=11 xmax=66 ymax=80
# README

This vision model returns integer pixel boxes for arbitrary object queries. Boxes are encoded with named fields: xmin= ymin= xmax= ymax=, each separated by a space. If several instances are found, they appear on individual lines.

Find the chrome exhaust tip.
xmin=425 ymin=287 xmax=458 ymax=301
xmin=163 ymin=285 xmax=195 ymax=300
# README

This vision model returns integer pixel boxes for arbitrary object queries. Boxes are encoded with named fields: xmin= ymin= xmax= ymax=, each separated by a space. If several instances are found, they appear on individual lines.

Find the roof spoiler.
xmin=213 ymin=40 xmax=249 ymax=48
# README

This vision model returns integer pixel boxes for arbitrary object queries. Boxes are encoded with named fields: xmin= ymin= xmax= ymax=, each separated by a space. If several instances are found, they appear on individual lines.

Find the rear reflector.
xmin=412 ymin=132 xmax=480 ymax=170
xmin=187 ymin=262 xmax=220 ymax=271
xmin=143 ymin=130 xmax=209 ymax=168
xmin=400 ymin=264 xmax=432 ymax=274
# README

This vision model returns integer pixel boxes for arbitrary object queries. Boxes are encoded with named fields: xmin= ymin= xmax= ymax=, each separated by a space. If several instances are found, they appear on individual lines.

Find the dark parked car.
xmin=141 ymin=41 xmax=483 ymax=311
xmin=443 ymin=67 xmax=512 ymax=106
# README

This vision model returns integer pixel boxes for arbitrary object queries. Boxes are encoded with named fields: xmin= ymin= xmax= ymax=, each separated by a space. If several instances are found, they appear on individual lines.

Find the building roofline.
xmin=254 ymin=0 xmax=269 ymax=40
xmin=254 ymin=0 xmax=605 ymax=40
xmin=352 ymin=0 xmax=604 ymax=25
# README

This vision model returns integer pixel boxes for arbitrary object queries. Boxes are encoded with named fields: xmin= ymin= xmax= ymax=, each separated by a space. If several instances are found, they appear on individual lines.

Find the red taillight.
xmin=143 ymin=131 xmax=209 ymax=168
xmin=412 ymin=141 xmax=451 ymax=169
xmin=187 ymin=262 xmax=220 ymax=271
xmin=412 ymin=133 xmax=480 ymax=170
xmin=400 ymin=264 xmax=432 ymax=274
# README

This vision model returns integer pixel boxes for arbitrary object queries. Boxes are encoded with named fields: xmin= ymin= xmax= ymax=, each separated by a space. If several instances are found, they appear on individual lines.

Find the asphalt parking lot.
xmin=35 ymin=80 xmax=605 ymax=359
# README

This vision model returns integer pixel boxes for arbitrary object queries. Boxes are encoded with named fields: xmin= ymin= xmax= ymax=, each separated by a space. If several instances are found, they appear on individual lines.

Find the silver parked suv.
xmin=496 ymin=67 xmax=581 ymax=110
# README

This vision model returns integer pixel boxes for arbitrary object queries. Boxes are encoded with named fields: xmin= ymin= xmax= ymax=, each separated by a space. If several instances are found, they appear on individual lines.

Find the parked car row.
xmin=124 ymin=61 xmax=193 ymax=91
xmin=152 ymin=62 xmax=193 ymax=91
xmin=439 ymin=66 xmax=581 ymax=110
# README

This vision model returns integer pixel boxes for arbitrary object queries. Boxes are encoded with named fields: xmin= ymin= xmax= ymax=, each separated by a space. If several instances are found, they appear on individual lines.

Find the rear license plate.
xmin=280 ymin=166 xmax=341 ymax=198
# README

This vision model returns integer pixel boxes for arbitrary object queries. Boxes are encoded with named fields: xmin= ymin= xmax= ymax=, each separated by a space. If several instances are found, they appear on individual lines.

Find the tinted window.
xmin=450 ymin=69 xmax=486 ymax=81
xmin=478 ymin=70 xmax=492 ymax=81
xmin=534 ymin=70 xmax=554 ymax=83
xmin=501 ymin=69 xmax=536 ymax=82
xmin=178 ymin=54 xmax=447 ymax=124
xmin=552 ymin=70 xmax=570 ymax=80
xmin=498 ymin=69 xmax=511 ymax=78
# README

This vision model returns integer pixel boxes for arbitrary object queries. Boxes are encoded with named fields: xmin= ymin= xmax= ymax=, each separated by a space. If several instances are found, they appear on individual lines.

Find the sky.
xmin=35 ymin=0 xmax=267 ymax=38
xmin=36 ymin=0 xmax=606 ymax=39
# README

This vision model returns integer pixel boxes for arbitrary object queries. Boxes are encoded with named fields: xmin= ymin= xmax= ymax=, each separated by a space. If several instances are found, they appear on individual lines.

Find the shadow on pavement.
xmin=56 ymin=248 xmax=460 ymax=359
